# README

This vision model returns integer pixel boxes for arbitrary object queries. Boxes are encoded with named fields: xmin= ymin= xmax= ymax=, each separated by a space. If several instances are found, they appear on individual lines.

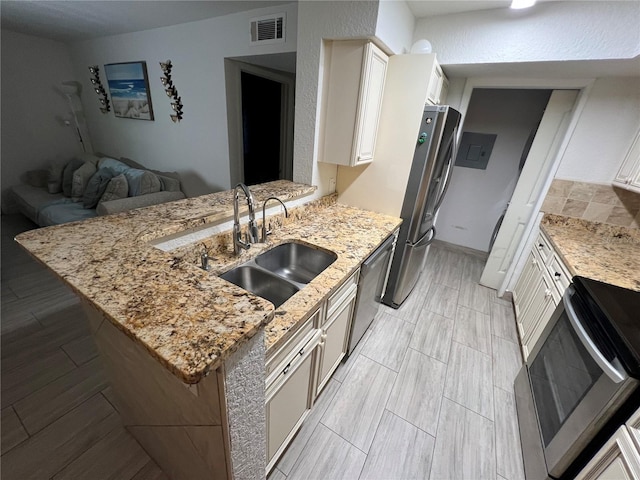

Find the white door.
xmin=480 ymin=90 xmax=579 ymax=289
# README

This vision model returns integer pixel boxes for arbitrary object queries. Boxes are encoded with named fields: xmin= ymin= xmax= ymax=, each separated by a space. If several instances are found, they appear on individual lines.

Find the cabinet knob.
xmin=544 ymin=289 xmax=552 ymax=298
xmin=554 ymin=272 xmax=561 ymax=279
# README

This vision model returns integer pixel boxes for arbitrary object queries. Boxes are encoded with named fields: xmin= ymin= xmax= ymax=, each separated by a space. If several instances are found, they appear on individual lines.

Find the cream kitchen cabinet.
xmin=613 ymin=128 xmax=640 ymax=194
xmin=512 ymin=230 xmax=570 ymax=360
xmin=315 ymin=269 xmax=359 ymax=396
xmin=265 ymin=268 xmax=360 ymax=470
xmin=575 ymin=426 xmax=640 ymax=480
xmin=320 ymin=40 xmax=388 ymax=166
xmin=426 ymin=60 xmax=449 ymax=106
xmin=266 ymin=309 xmax=322 ymax=471
xmin=628 ymin=407 xmax=640 ymax=451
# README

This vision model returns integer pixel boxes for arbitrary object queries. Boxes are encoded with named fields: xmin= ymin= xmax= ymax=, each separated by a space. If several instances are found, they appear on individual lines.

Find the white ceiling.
xmin=406 ymin=1 xmax=513 ymax=17
xmin=0 ymin=0 xmax=549 ymax=43
xmin=445 ymin=56 xmax=640 ymax=78
xmin=0 ymin=1 xmax=291 ymax=42
xmin=3 ymin=0 xmax=637 ymax=78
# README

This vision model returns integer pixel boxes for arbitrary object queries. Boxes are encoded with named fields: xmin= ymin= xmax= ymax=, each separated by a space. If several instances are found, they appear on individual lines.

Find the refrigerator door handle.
xmin=433 ymin=126 xmax=460 ymax=213
xmin=409 ymin=226 xmax=436 ymax=248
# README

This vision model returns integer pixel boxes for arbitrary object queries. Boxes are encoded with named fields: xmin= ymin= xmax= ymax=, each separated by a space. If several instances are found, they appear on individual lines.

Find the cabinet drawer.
xmin=535 ymin=232 xmax=554 ymax=263
xmin=547 ymin=253 xmax=571 ymax=297
xmin=326 ymin=269 xmax=360 ymax=319
xmin=266 ymin=309 xmax=320 ymax=380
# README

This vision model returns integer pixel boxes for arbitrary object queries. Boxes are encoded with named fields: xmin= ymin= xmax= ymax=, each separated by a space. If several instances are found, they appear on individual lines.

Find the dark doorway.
xmin=241 ymin=72 xmax=282 ymax=186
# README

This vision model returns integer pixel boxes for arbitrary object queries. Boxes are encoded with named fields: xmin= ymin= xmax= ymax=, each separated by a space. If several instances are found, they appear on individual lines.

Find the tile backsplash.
xmin=542 ymin=179 xmax=640 ymax=229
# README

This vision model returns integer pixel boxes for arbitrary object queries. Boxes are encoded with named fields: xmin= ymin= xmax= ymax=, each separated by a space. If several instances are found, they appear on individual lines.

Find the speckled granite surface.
xmin=15 ymin=180 xmax=401 ymax=383
xmin=541 ymin=213 xmax=640 ymax=292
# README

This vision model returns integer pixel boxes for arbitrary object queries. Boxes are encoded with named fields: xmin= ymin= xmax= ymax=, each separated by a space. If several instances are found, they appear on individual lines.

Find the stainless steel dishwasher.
xmin=346 ymin=233 xmax=397 ymax=355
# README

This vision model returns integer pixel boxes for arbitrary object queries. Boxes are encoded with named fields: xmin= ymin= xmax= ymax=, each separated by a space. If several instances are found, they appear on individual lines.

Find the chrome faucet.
xmin=233 ymin=183 xmax=259 ymax=255
xmin=261 ymin=196 xmax=289 ymax=242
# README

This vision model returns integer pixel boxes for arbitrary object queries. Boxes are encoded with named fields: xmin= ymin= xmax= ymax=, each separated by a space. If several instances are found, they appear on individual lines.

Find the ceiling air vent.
xmin=250 ymin=13 xmax=285 ymax=45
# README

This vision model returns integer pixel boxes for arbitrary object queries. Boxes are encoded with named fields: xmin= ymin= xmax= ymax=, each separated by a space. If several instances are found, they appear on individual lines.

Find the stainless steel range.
xmin=515 ymin=276 xmax=640 ymax=479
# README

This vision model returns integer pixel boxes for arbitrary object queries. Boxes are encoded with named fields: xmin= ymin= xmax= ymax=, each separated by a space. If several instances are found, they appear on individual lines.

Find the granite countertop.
xmin=541 ymin=213 xmax=640 ymax=292
xmin=15 ymin=180 xmax=402 ymax=383
xmin=198 ymin=200 xmax=402 ymax=353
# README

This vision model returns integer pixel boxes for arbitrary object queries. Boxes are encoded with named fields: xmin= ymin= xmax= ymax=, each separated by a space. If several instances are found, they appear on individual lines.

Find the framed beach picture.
xmin=104 ymin=61 xmax=154 ymax=120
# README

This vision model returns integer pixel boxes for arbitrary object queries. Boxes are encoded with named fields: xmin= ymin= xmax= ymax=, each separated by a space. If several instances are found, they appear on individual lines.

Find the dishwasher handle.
xmin=362 ymin=234 xmax=395 ymax=271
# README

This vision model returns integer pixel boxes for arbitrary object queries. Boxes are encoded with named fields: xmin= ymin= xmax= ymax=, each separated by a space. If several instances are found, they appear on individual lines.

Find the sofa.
xmin=9 ymin=153 xmax=185 ymax=227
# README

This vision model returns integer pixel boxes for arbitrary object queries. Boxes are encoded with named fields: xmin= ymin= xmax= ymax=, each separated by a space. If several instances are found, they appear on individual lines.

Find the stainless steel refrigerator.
xmin=382 ymin=105 xmax=461 ymax=308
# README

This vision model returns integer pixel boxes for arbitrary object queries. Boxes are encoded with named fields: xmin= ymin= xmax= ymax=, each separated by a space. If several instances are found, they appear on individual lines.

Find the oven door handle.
xmin=563 ymin=286 xmax=627 ymax=384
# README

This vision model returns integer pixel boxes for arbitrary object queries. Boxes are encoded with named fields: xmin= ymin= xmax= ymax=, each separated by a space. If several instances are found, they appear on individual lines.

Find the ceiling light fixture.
xmin=510 ymin=0 xmax=536 ymax=9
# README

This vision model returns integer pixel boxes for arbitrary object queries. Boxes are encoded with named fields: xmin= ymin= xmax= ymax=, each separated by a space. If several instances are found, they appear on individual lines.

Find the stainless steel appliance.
xmin=382 ymin=105 xmax=461 ymax=308
xmin=515 ymin=276 xmax=640 ymax=479
xmin=347 ymin=233 xmax=396 ymax=355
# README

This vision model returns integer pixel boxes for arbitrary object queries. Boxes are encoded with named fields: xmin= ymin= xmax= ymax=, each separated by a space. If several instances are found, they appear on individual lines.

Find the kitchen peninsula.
xmin=15 ymin=180 xmax=402 ymax=480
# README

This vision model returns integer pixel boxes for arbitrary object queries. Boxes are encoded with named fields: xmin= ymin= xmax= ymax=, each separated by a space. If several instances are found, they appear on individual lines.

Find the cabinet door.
xmin=627 ymin=407 xmax=640 ymax=452
xmin=426 ymin=63 xmax=444 ymax=105
xmin=513 ymin=251 xmax=538 ymax=310
xmin=353 ymin=42 xmax=388 ymax=166
xmin=317 ymin=288 xmax=357 ymax=395
xmin=519 ymin=264 xmax=556 ymax=361
xmin=521 ymin=281 xmax=556 ymax=360
xmin=266 ymin=331 xmax=321 ymax=467
xmin=630 ymin=164 xmax=640 ymax=191
xmin=614 ymin=129 xmax=640 ymax=193
xmin=320 ymin=41 xmax=388 ymax=167
xmin=439 ymin=76 xmax=449 ymax=105
xmin=575 ymin=426 xmax=640 ymax=480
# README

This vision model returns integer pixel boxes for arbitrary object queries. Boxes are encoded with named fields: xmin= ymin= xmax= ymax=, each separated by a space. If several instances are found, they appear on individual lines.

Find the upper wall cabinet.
xmin=613 ymin=128 xmax=640 ymax=194
xmin=426 ymin=60 xmax=449 ymax=106
xmin=320 ymin=40 xmax=388 ymax=167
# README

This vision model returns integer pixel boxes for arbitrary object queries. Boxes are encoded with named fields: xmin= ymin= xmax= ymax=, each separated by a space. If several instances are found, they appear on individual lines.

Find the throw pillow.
xmin=119 ymin=156 xmax=146 ymax=170
xmin=71 ymin=161 xmax=98 ymax=201
xmin=47 ymin=160 xmax=68 ymax=194
xmin=125 ymin=169 xmax=161 ymax=196
xmin=98 ymin=157 xmax=129 ymax=174
xmin=98 ymin=174 xmax=128 ymax=204
xmin=82 ymin=168 xmax=116 ymax=209
xmin=62 ymin=158 xmax=84 ymax=197
xmin=96 ymin=157 xmax=160 ymax=196
xmin=157 ymin=175 xmax=180 ymax=192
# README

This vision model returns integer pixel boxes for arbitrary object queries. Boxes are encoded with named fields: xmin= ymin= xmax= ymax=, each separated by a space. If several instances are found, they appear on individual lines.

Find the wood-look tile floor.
xmin=1 ymin=214 xmax=167 ymax=479
xmin=271 ymin=242 xmax=526 ymax=480
xmin=1 ymin=214 xmax=525 ymax=480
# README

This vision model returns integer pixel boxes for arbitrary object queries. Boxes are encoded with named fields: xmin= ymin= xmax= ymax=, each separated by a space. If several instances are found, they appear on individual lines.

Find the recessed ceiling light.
xmin=511 ymin=0 xmax=536 ymax=9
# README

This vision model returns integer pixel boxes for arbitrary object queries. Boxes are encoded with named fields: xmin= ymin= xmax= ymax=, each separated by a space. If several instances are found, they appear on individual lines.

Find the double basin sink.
xmin=220 ymin=242 xmax=337 ymax=308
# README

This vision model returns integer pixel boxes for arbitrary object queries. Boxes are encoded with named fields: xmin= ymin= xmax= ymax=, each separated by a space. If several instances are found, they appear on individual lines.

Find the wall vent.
xmin=250 ymin=13 xmax=285 ymax=45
